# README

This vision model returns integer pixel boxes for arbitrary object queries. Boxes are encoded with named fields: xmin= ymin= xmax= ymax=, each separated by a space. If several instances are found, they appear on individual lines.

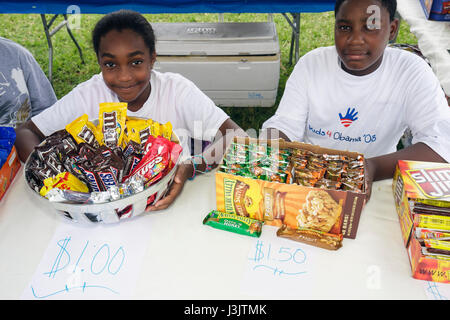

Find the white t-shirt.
xmin=262 ymin=46 xmax=450 ymax=161
xmin=32 ymin=70 xmax=229 ymax=158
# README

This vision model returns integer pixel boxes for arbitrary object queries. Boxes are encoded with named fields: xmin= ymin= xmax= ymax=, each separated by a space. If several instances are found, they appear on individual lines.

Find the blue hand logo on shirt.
xmin=339 ymin=107 xmax=358 ymax=127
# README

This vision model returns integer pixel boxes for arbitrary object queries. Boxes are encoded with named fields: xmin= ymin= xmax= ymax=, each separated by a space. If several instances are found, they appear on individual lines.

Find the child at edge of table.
xmin=260 ymin=0 xmax=450 ymax=198
xmin=0 ymin=37 xmax=56 ymax=127
xmin=15 ymin=10 xmax=247 ymax=211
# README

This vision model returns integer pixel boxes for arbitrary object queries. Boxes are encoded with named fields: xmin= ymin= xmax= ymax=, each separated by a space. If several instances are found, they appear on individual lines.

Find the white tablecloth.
xmin=0 ymin=166 xmax=432 ymax=300
xmin=397 ymin=0 xmax=450 ymax=96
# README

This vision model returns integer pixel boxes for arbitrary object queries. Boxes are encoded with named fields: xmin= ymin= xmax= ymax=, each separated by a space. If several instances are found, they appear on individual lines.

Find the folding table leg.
xmin=282 ymin=13 xmax=301 ymax=66
xmin=63 ymin=14 xmax=85 ymax=65
xmin=40 ymin=14 xmax=85 ymax=84
xmin=40 ymin=14 xmax=54 ymax=84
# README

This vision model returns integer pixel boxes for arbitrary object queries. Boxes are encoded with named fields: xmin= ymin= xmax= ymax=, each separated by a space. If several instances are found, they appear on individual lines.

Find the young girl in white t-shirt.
xmin=16 ymin=10 xmax=246 ymax=211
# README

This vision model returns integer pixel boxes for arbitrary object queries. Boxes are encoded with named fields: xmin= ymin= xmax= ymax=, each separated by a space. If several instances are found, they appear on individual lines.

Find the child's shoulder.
xmin=0 ymin=37 xmax=33 ymax=60
xmin=384 ymin=46 xmax=430 ymax=69
xmin=293 ymin=46 xmax=337 ymax=73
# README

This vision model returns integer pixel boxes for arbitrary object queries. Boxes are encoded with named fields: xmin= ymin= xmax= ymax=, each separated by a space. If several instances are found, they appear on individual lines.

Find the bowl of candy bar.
xmin=24 ymin=102 xmax=183 ymax=224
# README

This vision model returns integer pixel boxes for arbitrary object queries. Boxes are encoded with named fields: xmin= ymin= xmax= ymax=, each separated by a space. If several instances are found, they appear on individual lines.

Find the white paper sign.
xmin=21 ymin=218 xmax=151 ymax=300
xmin=240 ymin=229 xmax=316 ymax=298
xmin=424 ymin=281 xmax=450 ymax=300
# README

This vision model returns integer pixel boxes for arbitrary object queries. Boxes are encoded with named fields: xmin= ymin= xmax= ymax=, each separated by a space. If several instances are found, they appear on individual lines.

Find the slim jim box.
xmin=215 ymin=137 xmax=368 ymax=239
xmin=419 ymin=0 xmax=450 ymax=21
xmin=0 ymin=145 xmax=21 ymax=201
xmin=393 ymin=160 xmax=450 ymax=283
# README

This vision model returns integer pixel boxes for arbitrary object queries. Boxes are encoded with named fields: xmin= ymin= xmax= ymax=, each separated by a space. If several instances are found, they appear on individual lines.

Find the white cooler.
xmin=152 ymin=22 xmax=280 ymax=107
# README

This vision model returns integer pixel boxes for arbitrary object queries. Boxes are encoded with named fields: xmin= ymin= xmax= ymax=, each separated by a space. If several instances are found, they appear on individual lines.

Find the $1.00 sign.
xmin=22 ymin=221 xmax=151 ymax=300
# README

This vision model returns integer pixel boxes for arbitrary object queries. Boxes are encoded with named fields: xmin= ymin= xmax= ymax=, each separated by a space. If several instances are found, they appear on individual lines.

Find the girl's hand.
xmin=146 ymin=161 xmax=193 ymax=211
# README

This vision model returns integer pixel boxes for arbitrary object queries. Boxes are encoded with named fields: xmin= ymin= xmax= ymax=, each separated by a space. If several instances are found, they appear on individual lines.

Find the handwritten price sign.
xmin=30 ymin=236 xmax=126 ymax=298
xmin=22 ymin=222 xmax=150 ymax=300
xmin=248 ymin=239 xmax=308 ymax=277
xmin=241 ymin=234 xmax=316 ymax=298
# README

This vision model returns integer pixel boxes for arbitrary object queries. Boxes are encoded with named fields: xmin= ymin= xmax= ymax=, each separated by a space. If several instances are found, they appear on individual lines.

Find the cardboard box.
xmin=215 ymin=138 xmax=367 ymax=239
xmin=419 ymin=0 xmax=450 ymax=21
xmin=392 ymin=160 xmax=450 ymax=283
xmin=0 ymin=145 xmax=21 ymax=201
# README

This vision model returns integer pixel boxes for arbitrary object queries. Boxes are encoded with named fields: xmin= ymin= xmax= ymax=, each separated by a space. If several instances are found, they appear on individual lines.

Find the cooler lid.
xmin=152 ymin=22 xmax=279 ymax=56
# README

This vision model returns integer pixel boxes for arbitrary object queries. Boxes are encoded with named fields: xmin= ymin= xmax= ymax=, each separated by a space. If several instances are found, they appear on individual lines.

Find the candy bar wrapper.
xmin=66 ymin=114 xmax=101 ymax=148
xmin=276 ymin=224 xmax=343 ymax=250
xmin=150 ymin=121 xmax=161 ymax=137
xmin=420 ymin=246 xmax=450 ymax=261
xmin=169 ymin=141 xmax=183 ymax=170
xmin=161 ymin=122 xmax=173 ymax=140
xmin=415 ymin=227 xmax=450 ymax=240
xmin=98 ymin=102 xmax=127 ymax=148
xmin=203 ymin=210 xmax=263 ymax=238
xmin=46 ymin=188 xmax=110 ymax=204
xmin=122 ymin=153 xmax=143 ymax=180
xmin=423 ymin=238 xmax=450 ymax=254
xmin=40 ymin=171 xmax=89 ymax=197
xmin=413 ymin=213 xmax=450 ymax=231
xmin=125 ymin=116 xmax=151 ymax=146
xmin=77 ymin=161 xmax=104 ymax=192
xmin=126 ymin=136 xmax=171 ymax=186
xmin=150 ymin=120 xmax=174 ymax=139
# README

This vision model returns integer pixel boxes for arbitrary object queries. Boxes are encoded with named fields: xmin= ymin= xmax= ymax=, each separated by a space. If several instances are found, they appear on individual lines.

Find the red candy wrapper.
xmin=169 ymin=142 xmax=182 ymax=170
xmin=125 ymin=136 xmax=182 ymax=187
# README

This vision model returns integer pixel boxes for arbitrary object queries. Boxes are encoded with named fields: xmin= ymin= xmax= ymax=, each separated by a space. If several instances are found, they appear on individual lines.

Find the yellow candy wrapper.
xmin=40 ymin=171 xmax=89 ymax=197
xmin=161 ymin=121 xmax=173 ymax=140
xmin=98 ymin=102 xmax=127 ymax=148
xmin=125 ymin=116 xmax=151 ymax=145
xmin=65 ymin=114 xmax=101 ymax=148
xmin=150 ymin=121 xmax=161 ymax=137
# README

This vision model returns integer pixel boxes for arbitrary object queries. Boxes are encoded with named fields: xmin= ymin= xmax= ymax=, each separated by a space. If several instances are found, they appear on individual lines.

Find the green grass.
xmin=0 ymin=12 xmax=418 ymax=131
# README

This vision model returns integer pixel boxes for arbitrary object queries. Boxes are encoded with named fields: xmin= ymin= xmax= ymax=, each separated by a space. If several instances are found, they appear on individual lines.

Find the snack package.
xmin=98 ymin=102 xmax=127 ymax=148
xmin=203 ymin=210 xmax=263 ymax=238
xmin=66 ymin=114 xmax=101 ymax=148
xmin=125 ymin=136 xmax=171 ymax=186
xmin=40 ymin=171 xmax=89 ymax=197
xmin=0 ymin=126 xmax=15 ymax=167
xmin=125 ymin=116 xmax=151 ymax=146
xmin=277 ymin=224 xmax=343 ymax=250
xmin=150 ymin=121 xmax=161 ymax=137
xmin=160 ymin=122 xmax=173 ymax=140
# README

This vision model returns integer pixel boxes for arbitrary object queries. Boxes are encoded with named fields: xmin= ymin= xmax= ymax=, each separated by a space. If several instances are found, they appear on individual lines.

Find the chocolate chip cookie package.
xmin=216 ymin=137 xmax=368 ymax=239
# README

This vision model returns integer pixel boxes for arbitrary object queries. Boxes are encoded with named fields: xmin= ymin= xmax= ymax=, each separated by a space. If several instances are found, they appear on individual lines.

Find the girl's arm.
xmin=148 ymin=118 xmax=247 ymax=211
xmin=15 ymin=120 xmax=45 ymax=162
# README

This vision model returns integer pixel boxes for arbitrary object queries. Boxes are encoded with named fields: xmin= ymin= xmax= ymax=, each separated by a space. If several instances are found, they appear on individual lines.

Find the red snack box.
xmin=419 ymin=0 xmax=450 ymax=21
xmin=392 ymin=160 xmax=450 ymax=283
xmin=0 ymin=145 xmax=21 ymax=201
